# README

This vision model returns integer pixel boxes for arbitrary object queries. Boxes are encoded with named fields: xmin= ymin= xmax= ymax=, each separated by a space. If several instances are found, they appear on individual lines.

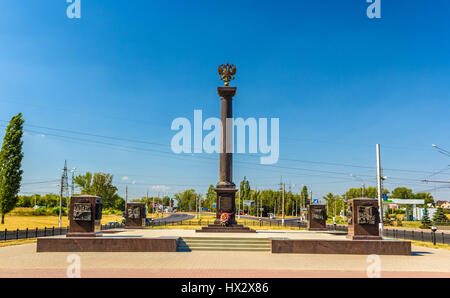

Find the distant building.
xmin=414 ymin=208 xmax=437 ymax=221
xmin=387 ymin=204 xmax=401 ymax=210
xmin=436 ymin=201 xmax=450 ymax=209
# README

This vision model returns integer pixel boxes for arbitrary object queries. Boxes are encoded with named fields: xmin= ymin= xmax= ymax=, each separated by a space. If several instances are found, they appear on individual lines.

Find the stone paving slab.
xmin=1 ymin=268 xmax=449 ymax=278
xmin=0 ymin=229 xmax=449 ymax=278
xmin=109 ymin=228 xmax=348 ymax=240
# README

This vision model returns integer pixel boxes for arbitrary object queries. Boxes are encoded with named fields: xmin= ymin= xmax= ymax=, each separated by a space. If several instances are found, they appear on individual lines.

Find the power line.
xmin=2 ymin=120 xmax=445 ymax=176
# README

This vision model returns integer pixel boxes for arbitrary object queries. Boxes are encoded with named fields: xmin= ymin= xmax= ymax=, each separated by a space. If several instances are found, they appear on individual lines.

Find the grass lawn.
xmin=411 ymin=240 xmax=450 ymax=251
xmin=0 ymin=213 xmax=122 ymax=230
xmin=0 ymin=239 xmax=37 ymax=247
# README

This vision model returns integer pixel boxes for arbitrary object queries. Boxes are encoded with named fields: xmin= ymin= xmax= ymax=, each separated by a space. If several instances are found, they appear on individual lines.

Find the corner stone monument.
xmin=125 ymin=202 xmax=146 ymax=229
xmin=307 ymin=204 xmax=327 ymax=231
xmin=346 ymin=198 xmax=382 ymax=240
xmin=66 ymin=195 xmax=102 ymax=238
xmin=197 ymin=63 xmax=254 ymax=233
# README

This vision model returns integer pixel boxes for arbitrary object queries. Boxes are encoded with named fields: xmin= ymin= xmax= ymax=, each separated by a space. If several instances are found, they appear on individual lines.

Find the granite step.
xmin=177 ymin=237 xmax=271 ymax=252
xmin=196 ymin=224 xmax=257 ymax=233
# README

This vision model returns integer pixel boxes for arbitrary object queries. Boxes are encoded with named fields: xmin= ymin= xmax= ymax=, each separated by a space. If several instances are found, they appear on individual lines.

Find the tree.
xmin=323 ymin=193 xmax=343 ymax=218
xmin=74 ymin=172 xmax=120 ymax=209
xmin=420 ymin=207 xmax=432 ymax=229
xmin=301 ymin=186 xmax=309 ymax=207
xmin=243 ymin=179 xmax=251 ymax=201
xmin=432 ymin=207 xmax=449 ymax=224
xmin=391 ymin=187 xmax=414 ymax=200
xmin=174 ymin=189 xmax=200 ymax=212
xmin=414 ymin=192 xmax=434 ymax=207
xmin=344 ymin=186 xmax=388 ymax=199
xmin=205 ymin=184 xmax=216 ymax=211
xmin=384 ymin=212 xmax=393 ymax=226
xmin=0 ymin=113 xmax=24 ymax=224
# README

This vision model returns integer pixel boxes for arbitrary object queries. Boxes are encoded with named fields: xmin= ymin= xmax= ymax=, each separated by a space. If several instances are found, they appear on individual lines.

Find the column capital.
xmin=217 ymin=86 xmax=237 ymax=98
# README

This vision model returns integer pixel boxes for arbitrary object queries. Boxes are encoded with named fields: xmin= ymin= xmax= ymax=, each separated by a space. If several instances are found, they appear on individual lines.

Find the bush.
xmin=12 ymin=208 xmax=49 ymax=216
xmin=395 ymin=217 xmax=403 ymax=227
xmin=50 ymin=207 xmax=67 ymax=216
xmin=102 ymin=208 xmax=122 ymax=215
xmin=433 ymin=207 xmax=449 ymax=224
xmin=420 ymin=207 xmax=432 ymax=229
xmin=384 ymin=213 xmax=394 ymax=226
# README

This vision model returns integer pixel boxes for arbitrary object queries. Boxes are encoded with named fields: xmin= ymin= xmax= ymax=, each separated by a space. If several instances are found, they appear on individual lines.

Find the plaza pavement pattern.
xmin=0 ymin=229 xmax=449 ymax=278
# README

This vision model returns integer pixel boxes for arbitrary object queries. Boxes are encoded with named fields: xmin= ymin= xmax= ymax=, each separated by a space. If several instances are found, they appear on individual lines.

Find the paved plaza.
xmin=0 ymin=229 xmax=449 ymax=278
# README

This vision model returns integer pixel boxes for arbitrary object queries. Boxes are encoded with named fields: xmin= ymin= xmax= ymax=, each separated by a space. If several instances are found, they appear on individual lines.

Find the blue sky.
xmin=0 ymin=0 xmax=449 ymax=201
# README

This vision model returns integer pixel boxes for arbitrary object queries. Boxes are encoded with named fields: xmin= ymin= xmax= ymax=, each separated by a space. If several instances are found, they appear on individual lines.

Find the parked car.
xmin=268 ymin=213 xmax=276 ymax=219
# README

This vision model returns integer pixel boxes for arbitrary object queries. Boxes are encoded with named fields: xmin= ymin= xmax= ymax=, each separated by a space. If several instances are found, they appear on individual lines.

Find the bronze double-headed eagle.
xmin=218 ymin=63 xmax=236 ymax=86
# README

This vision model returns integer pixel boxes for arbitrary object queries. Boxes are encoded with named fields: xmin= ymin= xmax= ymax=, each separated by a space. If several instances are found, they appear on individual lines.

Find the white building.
xmin=414 ymin=208 xmax=437 ymax=221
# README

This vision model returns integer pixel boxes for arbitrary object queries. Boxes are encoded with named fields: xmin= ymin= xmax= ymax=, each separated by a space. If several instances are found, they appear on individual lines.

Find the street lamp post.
xmin=432 ymin=144 xmax=450 ymax=158
xmin=431 ymin=226 xmax=437 ymax=246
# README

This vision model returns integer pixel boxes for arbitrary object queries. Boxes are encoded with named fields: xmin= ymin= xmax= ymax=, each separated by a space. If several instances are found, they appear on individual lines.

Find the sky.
xmin=0 ymin=0 xmax=449 ymax=202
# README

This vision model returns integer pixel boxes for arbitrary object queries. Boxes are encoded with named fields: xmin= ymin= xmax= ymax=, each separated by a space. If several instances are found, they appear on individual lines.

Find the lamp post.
xmin=432 ymin=144 xmax=450 ymax=158
xmin=431 ymin=226 xmax=437 ymax=246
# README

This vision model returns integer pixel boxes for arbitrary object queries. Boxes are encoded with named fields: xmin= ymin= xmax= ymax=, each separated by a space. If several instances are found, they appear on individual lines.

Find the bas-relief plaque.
xmin=73 ymin=203 xmax=92 ymax=221
xmin=128 ymin=206 xmax=141 ymax=219
xmin=311 ymin=208 xmax=325 ymax=220
xmin=357 ymin=205 xmax=378 ymax=225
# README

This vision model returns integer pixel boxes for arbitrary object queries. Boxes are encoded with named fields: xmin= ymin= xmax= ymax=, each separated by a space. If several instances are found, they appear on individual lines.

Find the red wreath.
xmin=220 ymin=212 xmax=231 ymax=226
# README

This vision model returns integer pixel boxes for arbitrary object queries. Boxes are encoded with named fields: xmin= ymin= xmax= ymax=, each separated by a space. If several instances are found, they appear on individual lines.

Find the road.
xmin=149 ymin=213 xmax=194 ymax=226
xmin=239 ymin=215 xmax=303 ymax=227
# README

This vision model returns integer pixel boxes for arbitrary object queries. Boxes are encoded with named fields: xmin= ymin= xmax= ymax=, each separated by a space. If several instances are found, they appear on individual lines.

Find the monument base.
xmin=196 ymin=224 xmax=256 ymax=233
xmin=272 ymin=239 xmax=411 ymax=255
xmin=346 ymin=235 xmax=383 ymax=241
xmin=37 ymin=236 xmax=178 ymax=252
xmin=66 ymin=232 xmax=97 ymax=238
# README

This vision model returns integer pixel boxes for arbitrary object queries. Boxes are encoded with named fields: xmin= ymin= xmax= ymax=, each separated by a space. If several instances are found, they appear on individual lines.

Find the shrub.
xmin=433 ymin=207 xmax=449 ymax=224
xmin=384 ymin=213 xmax=393 ymax=226
xmin=420 ymin=207 xmax=432 ymax=229
xmin=50 ymin=207 xmax=67 ymax=216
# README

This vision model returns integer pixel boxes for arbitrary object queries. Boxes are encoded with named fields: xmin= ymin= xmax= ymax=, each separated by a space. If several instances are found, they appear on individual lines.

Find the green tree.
xmin=205 ymin=184 xmax=216 ymax=211
xmin=244 ymin=179 xmax=251 ymax=201
xmin=391 ymin=187 xmax=414 ymax=200
xmin=432 ymin=207 xmax=449 ymax=224
xmin=174 ymin=189 xmax=200 ymax=212
xmin=301 ymin=186 xmax=309 ymax=207
xmin=420 ymin=207 xmax=432 ymax=229
xmin=414 ymin=192 xmax=434 ymax=207
xmin=74 ymin=172 xmax=120 ymax=209
xmin=384 ymin=212 xmax=393 ymax=226
xmin=0 ymin=113 xmax=24 ymax=224
xmin=323 ymin=193 xmax=343 ymax=218
xmin=344 ymin=186 xmax=387 ymax=199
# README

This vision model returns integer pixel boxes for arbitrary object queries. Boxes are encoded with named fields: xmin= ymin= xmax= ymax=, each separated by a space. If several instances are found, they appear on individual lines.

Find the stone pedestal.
xmin=307 ymin=204 xmax=327 ymax=231
xmin=346 ymin=198 xmax=382 ymax=240
xmin=125 ymin=202 xmax=146 ymax=229
xmin=66 ymin=195 xmax=102 ymax=238
xmin=214 ymin=187 xmax=238 ymax=225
